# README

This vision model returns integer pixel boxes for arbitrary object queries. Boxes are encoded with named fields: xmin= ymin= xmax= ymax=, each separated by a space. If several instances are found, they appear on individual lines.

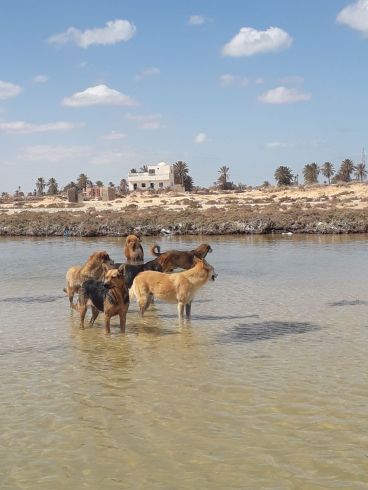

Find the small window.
xmin=141 ymin=183 xmax=146 ymax=188
xmin=133 ymin=183 xmax=137 ymax=190
xmin=150 ymin=183 xmax=154 ymax=189
xmin=159 ymin=182 xmax=163 ymax=188
xmin=148 ymin=169 xmax=155 ymax=175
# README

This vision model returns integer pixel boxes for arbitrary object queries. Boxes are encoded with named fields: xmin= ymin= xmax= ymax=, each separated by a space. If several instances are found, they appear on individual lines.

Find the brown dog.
xmin=77 ymin=266 xmax=129 ymax=333
xmin=131 ymin=258 xmax=216 ymax=320
xmin=63 ymin=251 xmax=112 ymax=307
xmin=150 ymin=243 xmax=212 ymax=272
xmin=124 ymin=234 xmax=144 ymax=263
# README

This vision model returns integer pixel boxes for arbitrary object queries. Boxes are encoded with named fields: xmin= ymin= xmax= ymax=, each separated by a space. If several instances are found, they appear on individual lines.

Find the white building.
xmin=128 ymin=162 xmax=175 ymax=191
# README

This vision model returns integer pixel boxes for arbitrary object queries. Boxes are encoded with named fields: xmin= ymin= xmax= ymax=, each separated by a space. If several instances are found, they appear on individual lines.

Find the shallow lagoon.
xmin=1 ymin=235 xmax=367 ymax=489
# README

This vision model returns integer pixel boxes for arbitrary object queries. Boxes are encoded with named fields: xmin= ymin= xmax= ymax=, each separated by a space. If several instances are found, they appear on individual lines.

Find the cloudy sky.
xmin=0 ymin=0 xmax=367 ymax=192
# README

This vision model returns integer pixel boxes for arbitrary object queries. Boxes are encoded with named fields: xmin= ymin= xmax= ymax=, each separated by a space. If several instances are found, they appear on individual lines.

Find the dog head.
xmin=194 ymin=243 xmax=213 ymax=258
xmin=89 ymin=250 xmax=113 ymax=266
xmin=103 ymin=265 xmax=125 ymax=289
xmin=193 ymin=257 xmax=217 ymax=281
xmin=125 ymin=234 xmax=141 ymax=251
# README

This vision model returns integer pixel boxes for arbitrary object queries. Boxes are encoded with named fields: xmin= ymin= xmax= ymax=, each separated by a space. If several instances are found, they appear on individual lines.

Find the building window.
xmin=133 ymin=183 xmax=137 ymax=190
xmin=159 ymin=182 xmax=163 ymax=188
xmin=148 ymin=169 xmax=155 ymax=175
xmin=141 ymin=183 xmax=146 ymax=188
xmin=150 ymin=183 xmax=154 ymax=189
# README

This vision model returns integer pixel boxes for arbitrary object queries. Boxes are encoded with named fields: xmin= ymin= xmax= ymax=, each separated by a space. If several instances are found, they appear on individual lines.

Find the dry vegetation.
xmin=1 ymin=182 xmax=368 ymax=236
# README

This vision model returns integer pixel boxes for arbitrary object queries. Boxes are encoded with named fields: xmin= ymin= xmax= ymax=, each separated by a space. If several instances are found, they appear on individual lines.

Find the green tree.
xmin=354 ymin=163 xmax=367 ymax=182
xmin=77 ymin=173 xmax=89 ymax=191
xmin=321 ymin=162 xmax=335 ymax=184
xmin=63 ymin=181 xmax=77 ymax=192
xmin=303 ymin=163 xmax=319 ymax=185
xmin=129 ymin=168 xmax=137 ymax=173
xmin=95 ymin=180 xmax=104 ymax=187
xmin=35 ymin=177 xmax=46 ymax=196
xmin=217 ymin=165 xmax=231 ymax=190
xmin=140 ymin=165 xmax=148 ymax=172
xmin=338 ymin=159 xmax=355 ymax=182
xmin=108 ymin=181 xmax=115 ymax=187
xmin=274 ymin=166 xmax=294 ymax=186
xmin=173 ymin=161 xmax=189 ymax=185
xmin=47 ymin=177 xmax=58 ymax=195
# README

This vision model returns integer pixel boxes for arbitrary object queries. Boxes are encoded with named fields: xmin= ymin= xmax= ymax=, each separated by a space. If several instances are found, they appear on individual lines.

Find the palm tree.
xmin=303 ymin=163 xmax=319 ymax=185
xmin=339 ymin=159 xmax=355 ymax=182
xmin=47 ymin=177 xmax=58 ymax=195
xmin=130 ymin=168 xmax=137 ymax=173
xmin=35 ymin=177 xmax=46 ymax=196
xmin=173 ymin=161 xmax=189 ymax=186
xmin=140 ymin=165 xmax=148 ymax=172
xmin=274 ymin=166 xmax=294 ymax=186
xmin=354 ymin=163 xmax=367 ymax=182
xmin=77 ymin=173 xmax=89 ymax=191
xmin=108 ymin=181 xmax=115 ymax=188
xmin=95 ymin=180 xmax=104 ymax=187
xmin=217 ymin=165 xmax=230 ymax=190
xmin=63 ymin=181 xmax=77 ymax=192
xmin=321 ymin=162 xmax=335 ymax=184
xmin=119 ymin=178 xmax=129 ymax=194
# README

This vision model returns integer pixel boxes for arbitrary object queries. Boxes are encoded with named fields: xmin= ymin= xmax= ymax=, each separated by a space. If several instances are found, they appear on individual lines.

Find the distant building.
xmin=128 ymin=162 xmax=175 ymax=191
xmin=83 ymin=185 xmax=102 ymax=199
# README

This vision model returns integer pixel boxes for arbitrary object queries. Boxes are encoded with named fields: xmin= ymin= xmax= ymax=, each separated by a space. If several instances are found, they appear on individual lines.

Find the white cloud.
xmin=0 ymin=120 xmax=83 ymax=134
xmin=48 ymin=19 xmax=136 ymax=48
xmin=135 ymin=67 xmax=160 ymax=81
xmin=19 ymin=145 xmax=91 ymax=162
xmin=194 ymin=132 xmax=209 ymax=144
xmin=90 ymin=149 xmax=138 ymax=165
xmin=62 ymin=84 xmax=136 ymax=107
xmin=103 ymin=131 xmax=127 ymax=140
xmin=0 ymin=80 xmax=22 ymax=100
xmin=125 ymin=113 xmax=163 ymax=129
xmin=258 ymin=86 xmax=311 ymax=104
xmin=266 ymin=141 xmax=293 ymax=148
xmin=189 ymin=15 xmax=206 ymax=26
xmin=32 ymin=75 xmax=49 ymax=84
xmin=222 ymin=26 xmax=292 ymax=57
xmin=255 ymin=77 xmax=265 ymax=85
xmin=337 ymin=0 xmax=368 ymax=33
xmin=219 ymin=74 xmax=249 ymax=87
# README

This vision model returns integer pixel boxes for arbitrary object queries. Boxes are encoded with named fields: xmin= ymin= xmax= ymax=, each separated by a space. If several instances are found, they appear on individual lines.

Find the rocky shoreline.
xmin=1 ymin=207 xmax=368 ymax=236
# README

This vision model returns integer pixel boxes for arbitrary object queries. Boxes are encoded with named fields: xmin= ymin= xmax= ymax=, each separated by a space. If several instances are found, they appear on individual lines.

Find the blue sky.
xmin=0 ymin=0 xmax=367 ymax=192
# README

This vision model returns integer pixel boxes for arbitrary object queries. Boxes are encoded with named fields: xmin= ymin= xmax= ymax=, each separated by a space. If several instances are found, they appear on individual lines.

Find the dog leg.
xmin=104 ymin=315 xmax=111 ymax=334
xmin=178 ymin=302 xmax=185 ymax=320
xmin=79 ymin=304 xmax=88 ymax=329
xmin=89 ymin=306 xmax=99 ymax=327
xmin=185 ymin=302 xmax=192 ymax=320
xmin=119 ymin=309 xmax=127 ymax=333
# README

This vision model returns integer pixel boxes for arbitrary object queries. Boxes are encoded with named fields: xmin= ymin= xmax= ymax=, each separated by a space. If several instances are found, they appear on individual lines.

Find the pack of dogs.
xmin=63 ymin=234 xmax=216 ymax=333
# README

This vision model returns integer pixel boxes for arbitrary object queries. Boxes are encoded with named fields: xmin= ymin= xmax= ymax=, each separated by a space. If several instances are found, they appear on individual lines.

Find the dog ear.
xmin=117 ymin=264 xmax=125 ymax=276
xmin=102 ymin=263 xmax=110 ymax=273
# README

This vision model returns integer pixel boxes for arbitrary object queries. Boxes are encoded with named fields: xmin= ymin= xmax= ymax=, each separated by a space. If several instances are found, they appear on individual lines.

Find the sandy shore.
xmin=1 ymin=183 xmax=368 ymax=236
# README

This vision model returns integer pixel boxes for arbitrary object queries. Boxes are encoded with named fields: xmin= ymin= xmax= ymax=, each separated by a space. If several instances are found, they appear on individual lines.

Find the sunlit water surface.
xmin=0 ymin=235 xmax=367 ymax=489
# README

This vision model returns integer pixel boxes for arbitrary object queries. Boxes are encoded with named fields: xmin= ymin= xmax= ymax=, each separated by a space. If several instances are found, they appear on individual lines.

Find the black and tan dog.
xmin=112 ymin=258 xmax=164 ymax=288
xmin=150 ymin=243 xmax=212 ymax=272
xmin=77 ymin=265 xmax=129 ymax=333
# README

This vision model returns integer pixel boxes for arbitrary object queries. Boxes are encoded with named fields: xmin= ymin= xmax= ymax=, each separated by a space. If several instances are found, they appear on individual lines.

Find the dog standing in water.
xmin=124 ymin=235 xmax=144 ymax=263
xmin=77 ymin=266 xmax=129 ymax=333
xmin=150 ymin=243 xmax=212 ymax=272
xmin=131 ymin=258 xmax=216 ymax=320
xmin=64 ymin=251 xmax=113 ymax=307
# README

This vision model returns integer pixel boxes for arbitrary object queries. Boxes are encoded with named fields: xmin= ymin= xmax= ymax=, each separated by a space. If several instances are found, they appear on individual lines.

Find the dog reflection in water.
xmin=131 ymin=258 xmax=217 ymax=320
xmin=77 ymin=265 xmax=129 ymax=333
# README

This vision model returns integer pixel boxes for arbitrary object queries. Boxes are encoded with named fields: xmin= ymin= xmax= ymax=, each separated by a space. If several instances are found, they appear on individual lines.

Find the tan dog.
xmin=124 ymin=234 xmax=144 ymax=263
xmin=64 ymin=251 xmax=112 ymax=307
xmin=77 ymin=266 xmax=129 ymax=333
xmin=131 ymin=258 xmax=216 ymax=320
xmin=150 ymin=243 xmax=212 ymax=272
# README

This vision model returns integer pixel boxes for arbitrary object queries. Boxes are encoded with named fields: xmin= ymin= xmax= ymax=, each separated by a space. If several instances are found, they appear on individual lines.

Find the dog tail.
xmin=151 ymin=244 xmax=161 ymax=256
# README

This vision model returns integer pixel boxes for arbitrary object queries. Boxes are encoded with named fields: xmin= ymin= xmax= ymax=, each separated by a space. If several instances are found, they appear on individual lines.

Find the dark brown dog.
xmin=150 ymin=243 xmax=212 ymax=272
xmin=63 ymin=251 xmax=113 ymax=307
xmin=124 ymin=234 xmax=144 ymax=263
xmin=77 ymin=265 xmax=129 ymax=333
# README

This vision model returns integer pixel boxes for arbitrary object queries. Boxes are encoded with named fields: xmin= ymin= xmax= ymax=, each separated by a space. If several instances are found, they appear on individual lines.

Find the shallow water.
xmin=0 ymin=234 xmax=367 ymax=489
